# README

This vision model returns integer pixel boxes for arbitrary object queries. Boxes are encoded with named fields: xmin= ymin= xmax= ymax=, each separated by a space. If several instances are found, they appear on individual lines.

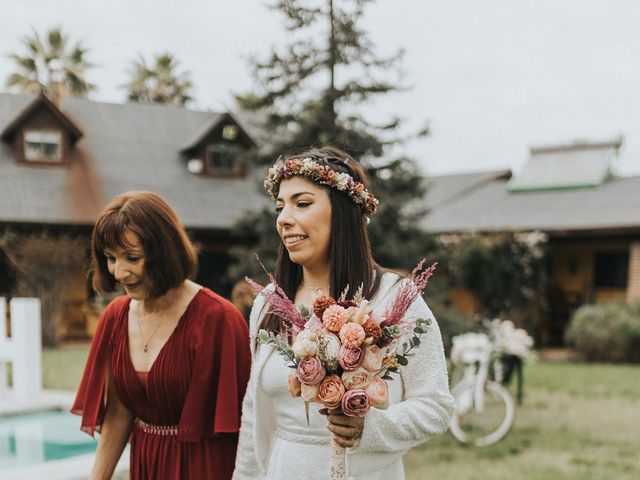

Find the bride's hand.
xmin=320 ymin=407 xmax=364 ymax=448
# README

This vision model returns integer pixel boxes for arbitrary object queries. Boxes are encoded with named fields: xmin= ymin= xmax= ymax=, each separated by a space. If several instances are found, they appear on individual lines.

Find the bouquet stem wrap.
xmin=330 ymin=437 xmax=346 ymax=480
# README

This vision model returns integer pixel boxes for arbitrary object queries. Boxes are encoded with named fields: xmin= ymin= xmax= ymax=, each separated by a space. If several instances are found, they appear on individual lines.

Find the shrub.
xmin=566 ymin=301 xmax=640 ymax=363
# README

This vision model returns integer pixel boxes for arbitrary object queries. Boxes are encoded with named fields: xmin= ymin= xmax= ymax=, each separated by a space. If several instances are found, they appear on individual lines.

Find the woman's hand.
xmin=320 ymin=407 xmax=364 ymax=448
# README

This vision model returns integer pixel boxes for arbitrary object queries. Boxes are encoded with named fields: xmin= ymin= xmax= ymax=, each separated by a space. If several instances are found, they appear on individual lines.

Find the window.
xmin=206 ymin=145 xmax=239 ymax=174
xmin=222 ymin=124 xmax=238 ymax=141
xmin=23 ymin=129 xmax=62 ymax=162
xmin=594 ymin=252 xmax=629 ymax=288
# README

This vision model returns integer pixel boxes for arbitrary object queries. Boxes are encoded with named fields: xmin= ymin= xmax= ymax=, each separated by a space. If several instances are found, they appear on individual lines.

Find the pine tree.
xmin=230 ymin=0 xmax=432 ymax=281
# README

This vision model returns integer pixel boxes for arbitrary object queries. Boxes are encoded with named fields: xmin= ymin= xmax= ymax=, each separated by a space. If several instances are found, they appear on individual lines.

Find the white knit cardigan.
xmin=233 ymin=273 xmax=454 ymax=479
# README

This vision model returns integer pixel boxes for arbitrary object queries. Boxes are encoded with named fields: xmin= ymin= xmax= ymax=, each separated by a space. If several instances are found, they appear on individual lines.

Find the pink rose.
xmin=341 ymin=389 xmax=371 ymax=417
xmin=317 ymin=374 xmax=346 ymax=409
xmin=304 ymin=314 xmax=324 ymax=333
xmin=338 ymin=345 xmax=365 ymax=371
xmin=288 ymin=369 xmax=301 ymax=397
xmin=297 ymin=356 xmax=326 ymax=385
xmin=362 ymin=345 xmax=384 ymax=371
xmin=339 ymin=322 xmax=365 ymax=348
xmin=301 ymin=382 xmax=319 ymax=402
xmin=341 ymin=368 xmax=372 ymax=391
xmin=323 ymin=304 xmax=349 ymax=333
xmin=365 ymin=375 xmax=389 ymax=410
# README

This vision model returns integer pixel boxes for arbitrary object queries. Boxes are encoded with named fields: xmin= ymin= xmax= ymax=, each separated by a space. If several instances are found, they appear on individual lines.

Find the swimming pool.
xmin=0 ymin=410 xmax=97 ymax=470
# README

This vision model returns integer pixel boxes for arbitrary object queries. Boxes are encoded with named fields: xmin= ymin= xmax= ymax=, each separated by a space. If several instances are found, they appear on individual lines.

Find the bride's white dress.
xmin=261 ymin=351 xmax=332 ymax=478
xmin=260 ymin=350 xmax=405 ymax=480
xmin=233 ymin=272 xmax=454 ymax=480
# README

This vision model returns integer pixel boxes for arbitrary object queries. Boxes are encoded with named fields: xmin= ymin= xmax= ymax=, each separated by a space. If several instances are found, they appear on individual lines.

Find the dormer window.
xmin=206 ymin=144 xmax=239 ymax=174
xmin=1 ymin=94 xmax=82 ymax=166
xmin=180 ymin=112 xmax=256 ymax=178
xmin=23 ymin=129 xmax=62 ymax=162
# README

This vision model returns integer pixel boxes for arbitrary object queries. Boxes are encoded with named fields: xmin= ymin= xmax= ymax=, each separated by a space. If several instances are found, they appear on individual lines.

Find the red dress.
xmin=71 ymin=288 xmax=251 ymax=479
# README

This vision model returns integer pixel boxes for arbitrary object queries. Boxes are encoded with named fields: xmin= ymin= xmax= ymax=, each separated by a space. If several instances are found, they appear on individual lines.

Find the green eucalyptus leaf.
xmin=258 ymin=330 xmax=271 ymax=344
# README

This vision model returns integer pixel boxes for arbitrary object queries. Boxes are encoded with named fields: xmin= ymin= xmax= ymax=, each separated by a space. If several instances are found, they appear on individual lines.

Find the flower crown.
xmin=264 ymin=157 xmax=379 ymax=215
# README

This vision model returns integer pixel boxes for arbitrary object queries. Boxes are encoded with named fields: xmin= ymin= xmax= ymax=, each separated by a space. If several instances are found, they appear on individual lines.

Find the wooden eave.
xmin=0 ymin=93 xmax=83 ymax=144
xmin=180 ymin=112 xmax=257 ymax=153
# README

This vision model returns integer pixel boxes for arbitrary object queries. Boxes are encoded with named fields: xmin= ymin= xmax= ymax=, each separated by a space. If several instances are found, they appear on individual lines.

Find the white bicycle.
xmin=449 ymin=332 xmax=515 ymax=447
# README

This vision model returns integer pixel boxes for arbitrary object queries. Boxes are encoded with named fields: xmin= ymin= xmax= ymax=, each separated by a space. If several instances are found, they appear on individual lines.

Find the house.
xmin=0 ymin=92 xmax=268 ymax=340
xmin=422 ymin=138 xmax=640 ymax=345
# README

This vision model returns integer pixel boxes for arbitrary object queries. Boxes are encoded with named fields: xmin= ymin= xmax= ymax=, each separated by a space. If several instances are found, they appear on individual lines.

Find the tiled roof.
xmin=0 ymin=93 xmax=269 ymax=230
xmin=422 ymin=170 xmax=640 ymax=234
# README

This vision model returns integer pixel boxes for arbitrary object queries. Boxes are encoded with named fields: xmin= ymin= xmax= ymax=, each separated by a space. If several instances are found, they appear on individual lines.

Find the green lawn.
xmin=42 ymin=343 xmax=90 ymax=391
xmin=43 ymin=347 xmax=640 ymax=479
xmin=405 ymin=361 xmax=640 ymax=480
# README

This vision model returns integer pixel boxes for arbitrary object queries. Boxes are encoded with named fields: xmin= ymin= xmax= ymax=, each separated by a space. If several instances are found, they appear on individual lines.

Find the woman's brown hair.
xmin=91 ymin=191 xmax=197 ymax=299
xmin=259 ymin=146 xmax=383 ymax=338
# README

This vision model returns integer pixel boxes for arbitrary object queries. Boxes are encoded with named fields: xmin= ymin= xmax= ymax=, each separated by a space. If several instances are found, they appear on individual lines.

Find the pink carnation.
xmin=339 ymin=322 xmax=366 ymax=349
xmin=323 ymin=305 xmax=349 ymax=333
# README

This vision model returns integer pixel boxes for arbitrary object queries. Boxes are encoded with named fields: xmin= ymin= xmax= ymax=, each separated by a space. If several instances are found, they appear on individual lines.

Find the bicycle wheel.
xmin=450 ymin=378 xmax=515 ymax=447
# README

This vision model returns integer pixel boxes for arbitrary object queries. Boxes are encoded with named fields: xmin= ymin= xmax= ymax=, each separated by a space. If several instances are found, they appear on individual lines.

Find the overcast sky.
xmin=1 ymin=0 xmax=639 ymax=176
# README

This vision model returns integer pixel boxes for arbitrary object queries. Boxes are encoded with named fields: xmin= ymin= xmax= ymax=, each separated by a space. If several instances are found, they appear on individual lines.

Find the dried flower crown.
xmin=264 ymin=157 xmax=379 ymax=215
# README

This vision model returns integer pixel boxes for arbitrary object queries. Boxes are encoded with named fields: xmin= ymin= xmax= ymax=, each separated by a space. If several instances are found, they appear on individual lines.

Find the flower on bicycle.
xmin=450 ymin=332 xmax=491 ymax=366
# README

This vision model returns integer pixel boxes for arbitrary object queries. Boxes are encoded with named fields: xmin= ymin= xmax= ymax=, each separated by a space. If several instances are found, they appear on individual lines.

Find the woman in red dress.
xmin=72 ymin=191 xmax=251 ymax=479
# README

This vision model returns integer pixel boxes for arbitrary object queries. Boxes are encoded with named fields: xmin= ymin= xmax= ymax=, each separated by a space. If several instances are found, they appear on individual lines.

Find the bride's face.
xmin=275 ymin=176 xmax=332 ymax=271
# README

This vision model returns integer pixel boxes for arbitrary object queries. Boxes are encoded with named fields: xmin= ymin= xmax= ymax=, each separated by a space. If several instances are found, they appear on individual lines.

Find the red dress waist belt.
xmin=134 ymin=417 xmax=179 ymax=436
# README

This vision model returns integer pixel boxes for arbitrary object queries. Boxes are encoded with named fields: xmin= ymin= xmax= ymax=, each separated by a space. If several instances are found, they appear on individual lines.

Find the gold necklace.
xmin=135 ymin=304 xmax=165 ymax=353
xmin=302 ymin=283 xmax=330 ymax=296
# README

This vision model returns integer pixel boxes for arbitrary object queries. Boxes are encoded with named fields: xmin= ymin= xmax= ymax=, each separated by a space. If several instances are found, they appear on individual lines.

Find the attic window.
xmin=222 ymin=124 xmax=238 ymax=141
xmin=23 ymin=129 xmax=62 ymax=162
xmin=206 ymin=144 xmax=239 ymax=174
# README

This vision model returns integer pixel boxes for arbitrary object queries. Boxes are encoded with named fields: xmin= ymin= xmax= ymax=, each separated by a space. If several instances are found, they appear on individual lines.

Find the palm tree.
xmin=124 ymin=53 xmax=193 ymax=106
xmin=5 ymin=27 xmax=96 ymax=97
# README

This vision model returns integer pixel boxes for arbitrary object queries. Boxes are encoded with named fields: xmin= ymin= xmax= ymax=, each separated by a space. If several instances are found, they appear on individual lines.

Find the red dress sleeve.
xmin=177 ymin=289 xmax=251 ymax=442
xmin=70 ymin=296 xmax=130 ymax=437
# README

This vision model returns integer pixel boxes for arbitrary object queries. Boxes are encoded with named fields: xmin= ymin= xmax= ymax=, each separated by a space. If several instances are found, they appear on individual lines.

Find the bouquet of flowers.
xmin=487 ymin=319 xmax=534 ymax=362
xmin=246 ymin=260 xmax=437 ymax=480
xmin=487 ymin=319 xmax=534 ymax=404
xmin=450 ymin=332 xmax=492 ymax=366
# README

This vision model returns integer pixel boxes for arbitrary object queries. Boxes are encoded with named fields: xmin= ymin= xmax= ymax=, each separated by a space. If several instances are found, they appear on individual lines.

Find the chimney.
xmin=48 ymin=80 xmax=66 ymax=107
xmin=48 ymin=63 xmax=67 ymax=107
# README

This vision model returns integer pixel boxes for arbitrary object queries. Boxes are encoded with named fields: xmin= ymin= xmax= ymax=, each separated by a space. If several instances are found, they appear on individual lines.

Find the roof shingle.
xmin=0 ymin=93 xmax=269 ymax=229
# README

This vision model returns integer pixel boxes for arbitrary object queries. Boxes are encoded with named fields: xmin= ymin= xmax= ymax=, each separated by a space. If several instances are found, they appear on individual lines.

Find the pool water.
xmin=0 ymin=410 xmax=97 ymax=469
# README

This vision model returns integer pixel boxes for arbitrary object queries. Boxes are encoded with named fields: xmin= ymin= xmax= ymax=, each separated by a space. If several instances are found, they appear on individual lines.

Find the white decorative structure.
xmin=0 ymin=297 xmax=42 ymax=401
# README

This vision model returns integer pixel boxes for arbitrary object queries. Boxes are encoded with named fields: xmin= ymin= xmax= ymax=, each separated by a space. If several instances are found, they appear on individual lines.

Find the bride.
xmin=233 ymin=146 xmax=453 ymax=480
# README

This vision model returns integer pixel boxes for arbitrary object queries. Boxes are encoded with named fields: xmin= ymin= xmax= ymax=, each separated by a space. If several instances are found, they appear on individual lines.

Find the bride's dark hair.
xmin=258 ymin=146 xmax=383 ymax=339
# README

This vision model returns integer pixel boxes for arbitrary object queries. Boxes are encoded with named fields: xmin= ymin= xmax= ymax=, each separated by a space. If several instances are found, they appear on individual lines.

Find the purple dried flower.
xmin=245 ymin=275 xmax=306 ymax=334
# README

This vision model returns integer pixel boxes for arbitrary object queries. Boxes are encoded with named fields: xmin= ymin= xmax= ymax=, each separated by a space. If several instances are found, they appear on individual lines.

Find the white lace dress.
xmin=233 ymin=272 xmax=454 ymax=480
